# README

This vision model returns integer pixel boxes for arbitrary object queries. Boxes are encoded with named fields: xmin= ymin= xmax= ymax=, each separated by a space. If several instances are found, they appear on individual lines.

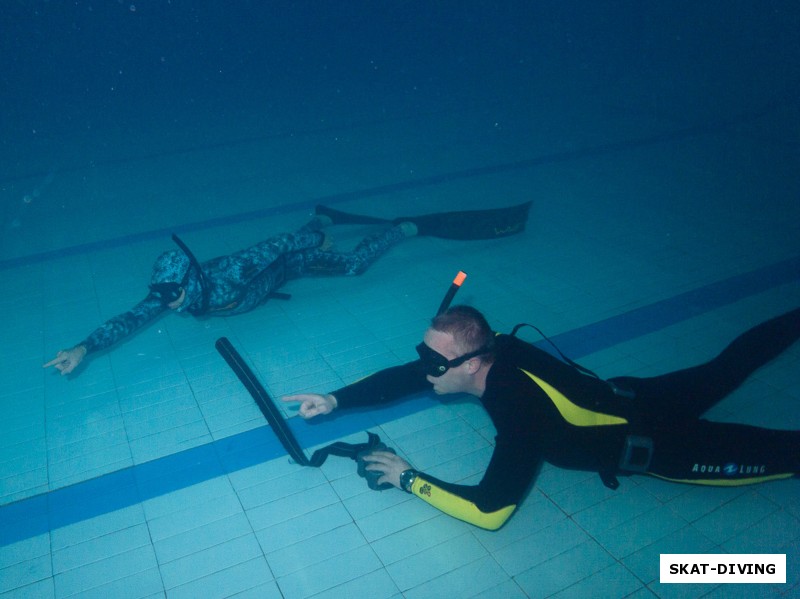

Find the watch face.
xmin=401 ymin=470 xmax=417 ymax=491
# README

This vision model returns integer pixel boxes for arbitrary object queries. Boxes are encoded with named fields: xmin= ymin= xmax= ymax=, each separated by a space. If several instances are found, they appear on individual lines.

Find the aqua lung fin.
xmin=315 ymin=201 xmax=531 ymax=240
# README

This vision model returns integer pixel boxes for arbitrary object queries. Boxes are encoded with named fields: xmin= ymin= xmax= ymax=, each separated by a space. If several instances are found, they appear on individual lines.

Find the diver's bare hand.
xmin=362 ymin=451 xmax=412 ymax=489
xmin=282 ymin=393 xmax=337 ymax=419
xmin=43 ymin=345 xmax=87 ymax=375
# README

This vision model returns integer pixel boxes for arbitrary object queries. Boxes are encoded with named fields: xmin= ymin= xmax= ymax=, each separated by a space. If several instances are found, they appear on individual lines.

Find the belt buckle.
xmin=619 ymin=435 xmax=654 ymax=472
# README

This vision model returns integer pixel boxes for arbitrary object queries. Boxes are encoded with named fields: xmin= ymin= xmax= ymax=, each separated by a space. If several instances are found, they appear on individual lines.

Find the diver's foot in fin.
xmin=393 ymin=215 xmax=441 ymax=237
xmin=396 ymin=221 xmax=418 ymax=237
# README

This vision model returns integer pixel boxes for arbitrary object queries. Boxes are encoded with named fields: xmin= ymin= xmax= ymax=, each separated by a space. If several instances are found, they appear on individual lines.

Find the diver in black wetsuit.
xmin=44 ymin=213 xmax=417 ymax=375
xmin=285 ymin=305 xmax=800 ymax=530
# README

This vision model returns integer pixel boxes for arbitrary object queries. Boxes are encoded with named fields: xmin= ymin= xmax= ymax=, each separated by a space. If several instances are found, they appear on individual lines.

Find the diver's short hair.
xmin=431 ymin=305 xmax=495 ymax=362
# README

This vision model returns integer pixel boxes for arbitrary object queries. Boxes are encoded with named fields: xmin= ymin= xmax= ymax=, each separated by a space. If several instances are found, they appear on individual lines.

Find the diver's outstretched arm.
xmin=43 ymin=345 xmax=87 ymax=375
xmin=44 ymin=295 xmax=167 ymax=376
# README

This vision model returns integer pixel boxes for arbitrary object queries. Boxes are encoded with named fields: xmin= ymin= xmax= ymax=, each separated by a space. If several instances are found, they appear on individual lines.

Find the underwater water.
xmin=1 ymin=1 xmax=799 ymax=597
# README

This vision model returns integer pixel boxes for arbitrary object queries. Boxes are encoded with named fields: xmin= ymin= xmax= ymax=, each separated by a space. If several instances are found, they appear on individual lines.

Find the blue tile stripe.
xmin=550 ymin=255 xmax=800 ymax=357
xmin=2 ymin=253 xmax=798 ymax=546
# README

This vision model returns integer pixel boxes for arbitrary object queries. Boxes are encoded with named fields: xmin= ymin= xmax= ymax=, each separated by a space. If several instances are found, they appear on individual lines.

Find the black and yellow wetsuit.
xmin=332 ymin=308 xmax=800 ymax=530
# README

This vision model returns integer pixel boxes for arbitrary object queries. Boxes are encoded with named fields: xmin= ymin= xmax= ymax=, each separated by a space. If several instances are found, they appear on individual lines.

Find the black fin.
xmin=394 ymin=201 xmax=532 ymax=239
xmin=215 ymin=337 xmax=309 ymax=465
xmin=315 ymin=204 xmax=390 ymax=226
xmin=316 ymin=201 xmax=532 ymax=240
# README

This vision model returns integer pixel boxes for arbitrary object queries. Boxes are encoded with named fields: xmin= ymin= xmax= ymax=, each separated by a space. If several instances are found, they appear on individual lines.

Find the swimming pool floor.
xmin=1 ymin=100 xmax=799 ymax=598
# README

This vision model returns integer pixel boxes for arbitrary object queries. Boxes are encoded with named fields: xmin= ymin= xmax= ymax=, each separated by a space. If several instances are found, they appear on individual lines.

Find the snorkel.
xmin=437 ymin=270 xmax=467 ymax=316
xmin=416 ymin=271 xmax=496 ymax=377
xmin=169 ymin=234 xmax=211 ymax=314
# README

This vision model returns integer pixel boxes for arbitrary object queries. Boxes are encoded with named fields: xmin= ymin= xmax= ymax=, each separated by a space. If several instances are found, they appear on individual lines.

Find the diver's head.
xmin=149 ymin=250 xmax=191 ymax=309
xmin=416 ymin=305 xmax=494 ymax=396
xmin=430 ymin=305 xmax=495 ymax=362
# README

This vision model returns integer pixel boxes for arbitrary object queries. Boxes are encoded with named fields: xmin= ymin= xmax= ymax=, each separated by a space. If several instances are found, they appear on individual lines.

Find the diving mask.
xmin=148 ymin=282 xmax=184 ymax=305
xmin=415 ymin=341 xmax=492 ymax=377
xmin=149 ymin=266 xmax=191 ymax=306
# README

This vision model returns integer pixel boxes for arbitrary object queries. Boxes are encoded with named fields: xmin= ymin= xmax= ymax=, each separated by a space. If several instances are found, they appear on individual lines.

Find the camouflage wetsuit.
xmin=79 ymin=222 xmax=407 ymax=354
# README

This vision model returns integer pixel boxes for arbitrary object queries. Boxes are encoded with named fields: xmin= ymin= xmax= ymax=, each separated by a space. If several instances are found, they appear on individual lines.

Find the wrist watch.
xmin=399 ymin=469 xmax=418 ymax=493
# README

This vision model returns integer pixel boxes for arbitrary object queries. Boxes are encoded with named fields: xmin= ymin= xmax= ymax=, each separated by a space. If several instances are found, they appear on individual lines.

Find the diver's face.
xmin=167 ymin=287 xmax=186 ymax=310
xmin=421 ymin=329 xmax=476 ymax=395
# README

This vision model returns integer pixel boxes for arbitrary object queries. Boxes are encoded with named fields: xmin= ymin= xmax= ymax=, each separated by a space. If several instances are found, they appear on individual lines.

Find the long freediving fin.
xmin=394 ymin=201 xmax=532 ymax=240
xmin=216 ymin=337 xmax=310 ymax=465
xmin=215 ymin=336 xmax=389 ymax=470
xmin=315 ymin=204 xmax=391 ymax=226
xmin=315 ymin=201 xmax=531 ymax=240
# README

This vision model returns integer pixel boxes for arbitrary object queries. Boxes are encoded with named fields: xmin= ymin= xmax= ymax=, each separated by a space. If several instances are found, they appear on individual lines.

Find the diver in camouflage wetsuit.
xmin=44 ymin=212 xmax=416 ymax=375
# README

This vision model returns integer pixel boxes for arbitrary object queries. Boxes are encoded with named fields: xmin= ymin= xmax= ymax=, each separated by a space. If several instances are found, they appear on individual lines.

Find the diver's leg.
xmin=610 ymin=307 xmax=800 ymax=419
xmin=645 ymin=419 xmax=799 ymax=485
xmin=229 ymin=231 xmax=326 ymax=274
xmin=300 ymin=223 xmax=415 ymax=276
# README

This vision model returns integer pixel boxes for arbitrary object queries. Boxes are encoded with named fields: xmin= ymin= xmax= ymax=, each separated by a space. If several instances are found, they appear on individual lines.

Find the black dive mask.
xmin=149 ymin=282 xmax=183 ymax=305
xmin=149 ymin=268 xmax=191 ymax=306
xmin=415 ymin=341 xmax=491 ymax=377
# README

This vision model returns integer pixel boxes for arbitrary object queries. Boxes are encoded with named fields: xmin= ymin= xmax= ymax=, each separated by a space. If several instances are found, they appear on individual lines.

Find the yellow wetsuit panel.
xmin=519 ymin=369 xmax=628 ymax=427
xmin=411 ymin=476 xmax=516 ymax=531
xmin=651 ymin=472 xmax=794 ymax=487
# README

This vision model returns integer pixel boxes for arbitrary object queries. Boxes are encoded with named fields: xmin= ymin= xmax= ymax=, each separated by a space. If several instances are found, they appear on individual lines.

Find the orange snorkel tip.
xmin=436 ymin=271 xmax=468 ymax=316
